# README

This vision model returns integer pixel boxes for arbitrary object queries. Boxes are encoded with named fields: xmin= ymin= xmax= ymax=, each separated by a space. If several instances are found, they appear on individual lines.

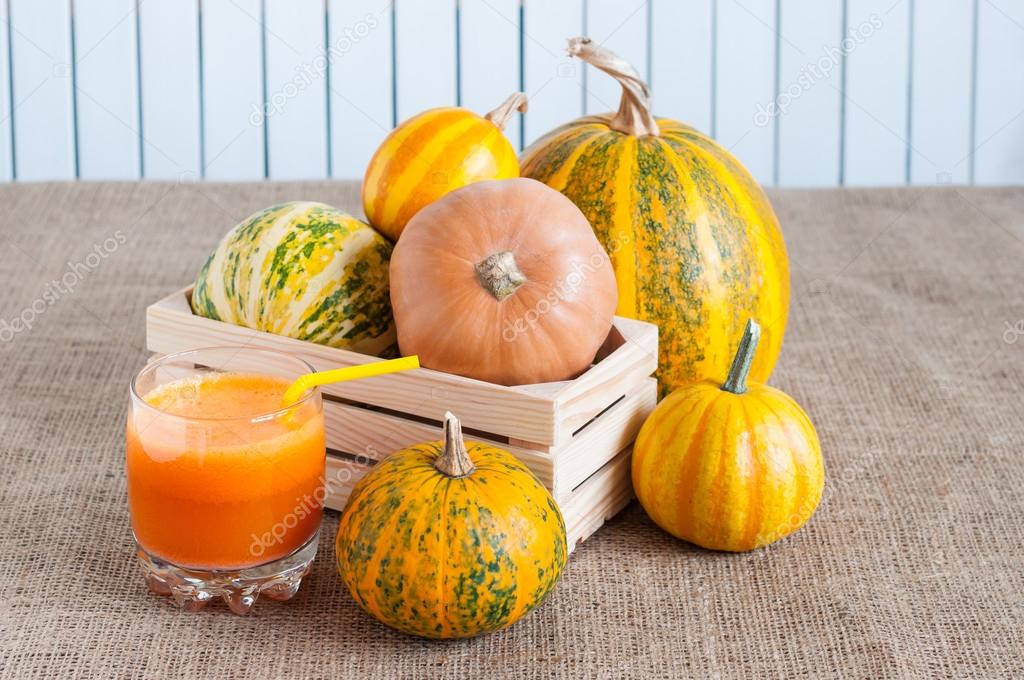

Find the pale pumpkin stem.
xmin=475 ymin=251 xmax=527 ymax=301
xmin=435 ymin=412 xmax=476 ymax=478
xmin=484 ymin=92 xmax=529 ymax=131
xmin=721 ymin=320 xmax=761 ymax=395
xmin=567 ymin=36 xmax=660 ymax=137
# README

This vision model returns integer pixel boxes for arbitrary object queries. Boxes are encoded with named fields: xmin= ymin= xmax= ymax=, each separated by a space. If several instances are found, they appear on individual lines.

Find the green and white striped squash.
xmin=192 ymin=202 xmax=396 ymax=356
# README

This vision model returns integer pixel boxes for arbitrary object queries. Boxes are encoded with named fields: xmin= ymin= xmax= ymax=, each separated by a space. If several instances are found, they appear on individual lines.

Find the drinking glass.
xmin=127 ymin=347 xmax=325 ymax=614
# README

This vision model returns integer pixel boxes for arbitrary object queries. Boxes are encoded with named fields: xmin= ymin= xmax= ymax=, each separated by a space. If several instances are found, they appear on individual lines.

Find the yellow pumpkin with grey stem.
xmin=632 ymin=320 xmax=824 ymax=551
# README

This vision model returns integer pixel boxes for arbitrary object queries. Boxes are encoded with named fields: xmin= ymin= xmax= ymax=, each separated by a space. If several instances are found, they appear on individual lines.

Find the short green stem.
xmin=721 ymin=319 xmax=760 ymax=395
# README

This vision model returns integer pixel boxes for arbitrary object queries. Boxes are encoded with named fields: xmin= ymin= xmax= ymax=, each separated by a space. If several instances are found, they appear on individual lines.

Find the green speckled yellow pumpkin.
xmin=336 ymin=413 xmax=567 ymax=639
xmin=520 ymin=38 xmax=790 ymax=396
xmin=192 ymin=201 xmax=395 ymax=356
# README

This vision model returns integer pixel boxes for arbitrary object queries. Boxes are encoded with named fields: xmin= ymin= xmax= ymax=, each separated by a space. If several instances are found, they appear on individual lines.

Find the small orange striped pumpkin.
xmin=362 ymin=93 xmax=527 ymax=242
xmin=633 ymin=320 xmax=824 ymax=552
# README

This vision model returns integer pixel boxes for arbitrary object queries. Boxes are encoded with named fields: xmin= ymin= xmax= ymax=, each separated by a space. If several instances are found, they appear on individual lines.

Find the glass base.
xmin=135 ymin=529 xmax=319 ymax=615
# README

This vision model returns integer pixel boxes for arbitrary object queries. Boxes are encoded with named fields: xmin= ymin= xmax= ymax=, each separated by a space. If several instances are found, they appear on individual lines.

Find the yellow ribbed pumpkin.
xmin=336 ymin=413 xmax=567 ymax=639
xmin=632 ymin=320 xmax=824 ymax=552
xmin=362 ymin=92 xmax=527 ymax=241
xmin=521 ymin=38 xmax=789 ymax=396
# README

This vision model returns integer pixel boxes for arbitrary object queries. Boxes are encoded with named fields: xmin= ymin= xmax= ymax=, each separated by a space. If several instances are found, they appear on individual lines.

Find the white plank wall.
xmin=8 ymin=0 xmax=76 ymax=180
xmin=776 ymin=0 xmax=843 ymax=187
xmin=521 ymin=0 xmax=583 ymax=147
xmin=910 ymin=0 xmax=974 ymax=185
xmin=328 ymin=0 xmax=393 ymax=179
xmin=74 ymin=0 xmax=140 ymax=179
xmin=0 ymin=0 xmax=12 ymax=181
xmin=264 ymin=0 xmax=327 ymax=179
xmin=715 ymin=0 xmax=777 ymax=185
xmin=394 ymin=0 xmax=456 ymax=123
xmin=138 ymin=0 xmax=201 ymax=180
xmin=201 ymin=0 xmax=265 ymax=180
xmin=975 ymin=0 xmax=1024 ymax=185
xmin=1 ymin=0 xmax=1022 ymax=187
xmin=843 ymin=0 xmax=910 ymax=186
xmin=650 ymin=0 xmax=713 ymax=136
xmin=459 ymin=0 xmax=521 ymax=150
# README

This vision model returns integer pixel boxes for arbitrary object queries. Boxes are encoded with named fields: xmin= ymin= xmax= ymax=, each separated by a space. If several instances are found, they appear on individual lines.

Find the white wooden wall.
xmin=0 ymin=0 xmax=1019 ymax=186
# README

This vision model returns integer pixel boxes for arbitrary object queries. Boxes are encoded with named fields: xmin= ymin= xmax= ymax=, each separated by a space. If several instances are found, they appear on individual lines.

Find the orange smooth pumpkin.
xmin=389 ymin=177 xmax=618 ymax=386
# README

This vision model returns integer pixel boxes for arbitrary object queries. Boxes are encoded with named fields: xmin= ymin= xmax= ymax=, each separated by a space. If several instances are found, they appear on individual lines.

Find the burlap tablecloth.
xmin=1 ymin=181 xmax=1021 ymax=679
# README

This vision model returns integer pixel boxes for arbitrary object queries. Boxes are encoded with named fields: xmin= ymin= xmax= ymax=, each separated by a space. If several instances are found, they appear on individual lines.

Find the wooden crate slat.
xmin=322 ymin=399 xmax=555 ymax=488
xmin=551 ymin=378 xmax=656 ymax=500
xmin=147 ymin=288 xmax=559 ymax=443
xmin=561 ymin=447 xmax=634 ymax=550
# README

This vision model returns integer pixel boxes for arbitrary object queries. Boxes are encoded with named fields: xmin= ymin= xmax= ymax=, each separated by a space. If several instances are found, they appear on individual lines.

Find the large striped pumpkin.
xmin=633 ymin=320 xmax=824 ymax=552
xmin=521 ymin=38 xmax=789 ymax=396
xmin=362 ymin=92 xmax=527 ymax=242
xmin=336 ymin=413 xmax=567 ymax=639
xmin=192 ymin=202 xmax=395 ymax=356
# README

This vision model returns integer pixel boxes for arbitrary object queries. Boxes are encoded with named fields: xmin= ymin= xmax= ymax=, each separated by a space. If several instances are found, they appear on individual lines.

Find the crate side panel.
xmin=322 ymin=400 xmax=555 ymax=487
xmin=553 ymin=378 xmax=657 ymax=500
xmin=562 ymin=446 xmax=634 ymax=550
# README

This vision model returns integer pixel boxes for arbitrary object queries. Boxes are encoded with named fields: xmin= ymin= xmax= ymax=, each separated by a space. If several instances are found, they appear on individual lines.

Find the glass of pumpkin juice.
xmin=127 ymin=347 xmax=325 ymax=614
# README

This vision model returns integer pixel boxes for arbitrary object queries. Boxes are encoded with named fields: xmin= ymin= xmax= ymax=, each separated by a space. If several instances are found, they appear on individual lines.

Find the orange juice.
xmin=126 ymin=372 xmax=325 ymax=570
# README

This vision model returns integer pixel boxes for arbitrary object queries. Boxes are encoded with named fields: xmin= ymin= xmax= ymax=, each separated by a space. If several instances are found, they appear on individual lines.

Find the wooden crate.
xmin=145 ymin=287 xmax=658 ymax=551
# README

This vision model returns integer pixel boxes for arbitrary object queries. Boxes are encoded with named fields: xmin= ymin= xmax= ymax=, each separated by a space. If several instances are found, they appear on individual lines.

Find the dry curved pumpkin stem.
xmin=435 ymin=411 xmax=476 ymax=477
xmin=475 ymin=251 xmax=527 ymax=301
xmin=567 ymin=36 xmax=660 ymax=137
xmin=484 ymin=92 xmax=529 ymax=130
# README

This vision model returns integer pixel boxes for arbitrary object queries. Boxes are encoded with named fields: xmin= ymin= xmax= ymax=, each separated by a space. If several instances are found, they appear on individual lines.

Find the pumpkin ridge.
xmin=391 ymin=120 xmax=507 ymax=230
xmin=738 ymin=399 xmax=765 ymax=550
xmin=757 ymin=395 xmax=808 ymax=540
xmin=360 ymin=468 xmax=440 ymax=623
xmin=375 ymin=115 xmax=484 ymax=230
xmin=636 ymin=137 xmax=717 ymax=389
xmin=610 ymin=135 xmax=638 ymax=318
xmin=703 ymin=398 xmax=739 ymax=546
xmin=362 ymin=108 xmax=444 ymax=196
xmin=672 ymin=390 xmax=722 ymax=540
xmin=463 ymin=471 xmax=527 ymax=627
xmin=466 ymin=458 xmax=565 ymax=622
xmin=661 ymin=134 xmax=785 ymax=383
xmin=365 ymin=108 xmax=466 ymax=214
xmin=637 ymin=389 xmax=706 ymax=515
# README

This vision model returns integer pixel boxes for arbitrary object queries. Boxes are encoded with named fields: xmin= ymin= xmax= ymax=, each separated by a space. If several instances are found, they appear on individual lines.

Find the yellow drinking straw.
xmin=281 ymin=355 xmax=420 ymax=408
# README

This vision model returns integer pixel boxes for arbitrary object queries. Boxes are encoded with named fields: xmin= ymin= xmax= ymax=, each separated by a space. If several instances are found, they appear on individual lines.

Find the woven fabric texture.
xmin=0 ymin=182 xmax=1021 ymax=679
